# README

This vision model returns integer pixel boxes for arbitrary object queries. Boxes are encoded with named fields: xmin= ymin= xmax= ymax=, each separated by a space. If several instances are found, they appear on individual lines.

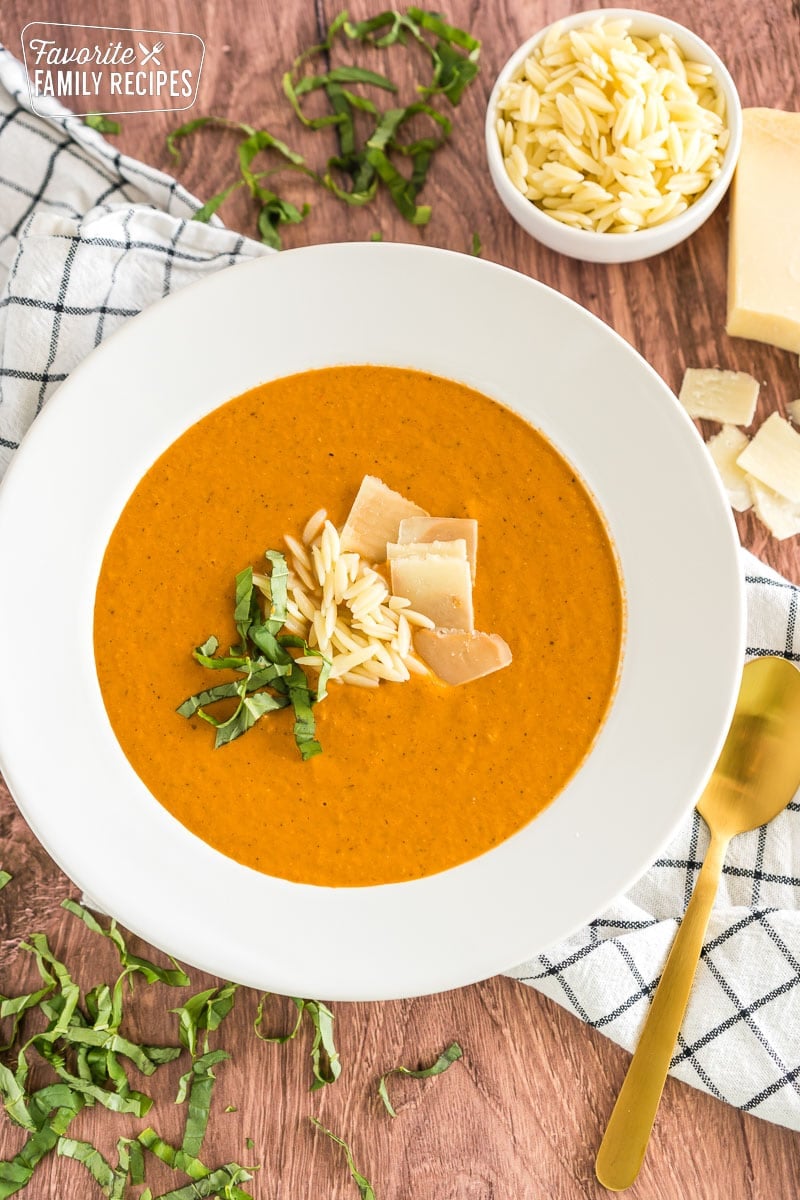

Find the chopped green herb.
xmin=224 ymin=1105 xmax=237 ymax=1113
xmin=175 ymin=1050 xmax=229 ymax=1158
xmin=245 ymin=1137 xmax=254 ymax=1151
xmin=84 ymin=113 xmax=121 ymax=134
xmin=377 ymin=1041 xmax=462 ymax=1116
xmin=470 ymin=232 xmax=482 ymax=256
xmin=137 ymin=1129 xmax=253 ymax=1200
xmin=167 ymin=115 xmax=313 ymax=248
xmin=0 ymin=1103 xmax=82 ymax=1199
xmin=254 ymin=996 xmax=341 ymax=1090
xmin=57 ymin=1136 xmax=115 ymax=1190
xmin=61 ymin=899 xmax=190 ymax=988
xmin=0 ymin=916 xmax=196 ymax=1197
xmin=0 ymin=871 xmax=11 ymax=890
xmin=309 ymin=1118 xmax=376 ymax=1200
xmin=171 ymin=984 xmax=238 ymax=1059
xmin=178 ymin=551 xmax=330 ymax=760
xmin=370 ymin=231 xmax=384 ymax=241
xmin=167 ymin=8 xmax=480 ymax=239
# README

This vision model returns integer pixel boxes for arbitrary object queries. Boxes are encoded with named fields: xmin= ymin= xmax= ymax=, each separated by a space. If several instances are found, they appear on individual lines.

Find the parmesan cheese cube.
xmin=727 ymin=108 xmax=800 ymax=353
xmin=339 ymin=476 xmax=428 ymax=562
xmin=678 ymin=368 xmax=759 ymax=425
xmin=389 ymin=555 xmax=474 ymax=631
xmin=746 ymin=476 xmax=800 ymax=540
xmin=706 ymin=426 xmax=752 ymax=512
xmin=736 ymin=413 xmax=800 ymax=503
xmin=386 ymin=538 xmax=468 ymax=562
xmin=414 ymin=629 xmax=512 ymax=686
xmin=398 ymin=517 xmax=479 ymax=580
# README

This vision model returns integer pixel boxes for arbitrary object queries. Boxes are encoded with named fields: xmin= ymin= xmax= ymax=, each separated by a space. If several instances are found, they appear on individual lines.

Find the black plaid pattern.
xmin=0 ymin=44 xmax=266 ymax=472
xmin=509 ymin=554 xmax=800 ymax=1129
xmin=1 ymin=43 xmax=799 ymax=1134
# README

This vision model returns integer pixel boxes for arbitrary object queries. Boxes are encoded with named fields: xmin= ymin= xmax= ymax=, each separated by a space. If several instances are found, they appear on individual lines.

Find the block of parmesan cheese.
xmin=727 ymin=108 xmax=800 ymax=353
xmin=706 ymin=425 xmax=752 ymax=512
xmin=398 ymin=517 xmax=479 ymax=579
xmin=679 ymin=368 xmax=759 ymax=425
xmin=414 ymin=629 xmax=512 ymax=686
xmin=339 ymin=476 xmax=427 ymax=562
xmin=736 ymin=413 xmax=800 ymax=503
xmin=386 ymin=538 xmax=467 ymax=562
xmin=389 ymin=555 xmax=474 ymax=631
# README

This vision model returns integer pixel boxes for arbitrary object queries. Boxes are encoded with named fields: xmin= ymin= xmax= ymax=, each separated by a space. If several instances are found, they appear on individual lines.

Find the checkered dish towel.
xmin=2 ymin=46 xmax=800 ymax=1133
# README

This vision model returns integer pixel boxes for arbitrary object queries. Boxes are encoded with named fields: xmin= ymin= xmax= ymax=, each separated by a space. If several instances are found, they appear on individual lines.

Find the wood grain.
xmin=1 ymin=1 xmax=800 ymax=1197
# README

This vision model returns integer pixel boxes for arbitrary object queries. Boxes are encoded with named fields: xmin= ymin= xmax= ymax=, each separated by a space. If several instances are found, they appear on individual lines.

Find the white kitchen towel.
xmin=1 ymin=43 xmax=799 ymax=1131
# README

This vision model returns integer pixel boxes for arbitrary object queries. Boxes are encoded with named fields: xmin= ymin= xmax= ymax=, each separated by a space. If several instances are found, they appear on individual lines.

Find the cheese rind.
xmin=398 ymin=517 xmax=479 ymax=579
xmin=736 ymin=413 xmax=800 ymax=503
xmin=339 ymin=476 xmax=428 ymax=562
xmin=389 ymin=555 xmax=474 ymax=631
xmin=727 ymin=108 xmax=800 ymax=353
xmin=678 ymin=368 xmax=759 ymax=425
xmin=706 ymin=425 xmax=752 ymax=512
xmin=414 ymin=629 xmax=512 ymax=686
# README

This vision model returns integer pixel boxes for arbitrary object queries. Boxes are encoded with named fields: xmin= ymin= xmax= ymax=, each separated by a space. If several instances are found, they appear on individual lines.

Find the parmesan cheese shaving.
xmin=386 ymin=538 xmax=468 ymax=562
xmin=679 ymin=368 xmax=760 ymax=425
xmin=281 ymin=476 xmax=511 ymax=691
xmin=339 ymin=475 xmax=428 ymax=561
xmin=736 ymin=413 xmax=800 ymax=503
xmin=389 ymin=555 xmax=474 ymax=631
xmin=787 ymin=400 xmax=800 ymax=428
xmin=414 ymin=629 xmax=512 ymax=686
xmin=746 ymin=476 xmax=800 ymax=540
xmin=398 ymin=517 xmax=479 ymax=579
xmin=706 ymin=425 xmax=752 ymax=512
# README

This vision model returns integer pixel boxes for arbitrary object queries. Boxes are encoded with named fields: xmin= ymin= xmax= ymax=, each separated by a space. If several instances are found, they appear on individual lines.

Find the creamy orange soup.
xmin=94 ymin=366 xmax=623 ymax=886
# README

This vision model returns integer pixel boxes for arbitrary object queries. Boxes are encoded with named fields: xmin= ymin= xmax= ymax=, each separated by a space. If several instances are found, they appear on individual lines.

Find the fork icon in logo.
xmin=137 ymin=40 xmax=164 ymax=66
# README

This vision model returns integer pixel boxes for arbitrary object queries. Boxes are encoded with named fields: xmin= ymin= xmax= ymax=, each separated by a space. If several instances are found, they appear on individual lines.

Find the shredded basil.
xmin=377 ymin=1041 xmax=462 ymax=1116
xmin=0 ymin=911 xmax=250 ymax=1198
xmin=167 ymin=8 xmax=480 ymax=241
xmin=178 ymin=550 xmax=330 ymax=759
xmin=56 ymin=1137 xmax=116 ymax=1190
xmin=471 ymin=232 xmax=482 ymax=256
xmin=175 ymin=1050 xmax=230 ymax=1158
xmin=137 ymin=1129 xmax=253 ymax=1200
xmin=84 ymin=113 xmax=121 ymax=134
xmin=309 ymin=1118 xmax=376 ymax=1200
xmin=254 ymin=996 xmax=341 ymax=1091
xmin=0 ymin=871 xmax=10 ymax=891
xmin=61 ymin=899 xmax=190 ymax=988
xmin=171 ymin=985 xmax=238 ymax=1059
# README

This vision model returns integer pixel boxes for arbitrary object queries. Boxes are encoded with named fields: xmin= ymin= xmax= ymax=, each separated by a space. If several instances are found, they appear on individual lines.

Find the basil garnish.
xmin=167 ymin=8 xmax=480 ymax=244
xmin=178 ymin=551 xmax=330 ymax=760
xmin=377 ymin=1041 xmax=463 ymax=1116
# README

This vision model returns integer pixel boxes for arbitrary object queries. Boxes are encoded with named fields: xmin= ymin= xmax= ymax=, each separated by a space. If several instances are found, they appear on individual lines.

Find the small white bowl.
xmin=485 ymin=9 xmax=743 ymax=263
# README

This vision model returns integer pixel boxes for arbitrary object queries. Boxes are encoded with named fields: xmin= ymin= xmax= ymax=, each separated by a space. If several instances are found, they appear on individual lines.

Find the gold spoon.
xmin=596 ymin=655 xmax=800 ymax=1192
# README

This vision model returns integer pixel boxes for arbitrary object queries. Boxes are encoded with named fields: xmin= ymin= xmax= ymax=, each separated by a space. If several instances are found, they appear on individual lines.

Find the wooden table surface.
xmin=2 ymin=1 xmax=800 ymax=1197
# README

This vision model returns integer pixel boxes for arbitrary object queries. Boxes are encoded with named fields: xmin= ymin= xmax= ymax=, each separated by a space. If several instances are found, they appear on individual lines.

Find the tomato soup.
xmin=94 ymin=366 xmax=623 ymax=886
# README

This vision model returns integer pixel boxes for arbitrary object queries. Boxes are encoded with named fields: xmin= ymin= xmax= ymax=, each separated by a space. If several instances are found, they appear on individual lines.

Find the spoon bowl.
xmin=596 ymin=656 xmax=800 ymax=1191
xmin=698 ymin=657 xmax=800 ymax=839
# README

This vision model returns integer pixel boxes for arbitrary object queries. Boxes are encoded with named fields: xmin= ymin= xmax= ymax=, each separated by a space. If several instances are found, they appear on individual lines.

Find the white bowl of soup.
xmin=0 ymin=243 xmax=744 ymax=999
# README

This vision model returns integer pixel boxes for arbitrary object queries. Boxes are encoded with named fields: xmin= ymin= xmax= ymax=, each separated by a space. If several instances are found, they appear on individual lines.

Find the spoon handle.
xmin=595 ymin=827 xmax=730 ymax=1191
